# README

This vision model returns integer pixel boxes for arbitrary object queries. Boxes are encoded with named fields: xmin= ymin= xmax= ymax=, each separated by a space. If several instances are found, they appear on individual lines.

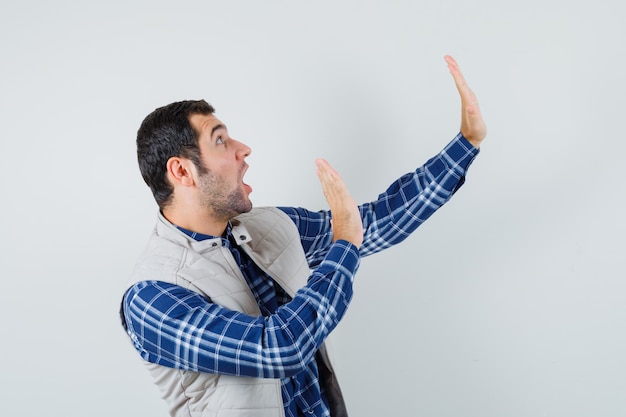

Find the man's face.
xmin=189 ymin=113 xmax=253 ymax=220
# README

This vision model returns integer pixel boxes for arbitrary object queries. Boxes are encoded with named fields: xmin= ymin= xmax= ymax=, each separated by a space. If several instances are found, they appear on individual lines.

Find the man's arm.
xmin=122 ymin=239 xmax=358 ymax=378
xmin=281 ymin=133 xmax=478 ymax=262
xmin=359 ymin=55 xmax=486 ymax=254
xmin=357 ymin=132 xmax=478 ymax=255
xmin=282 ymin=55 xmax=486 ymax=263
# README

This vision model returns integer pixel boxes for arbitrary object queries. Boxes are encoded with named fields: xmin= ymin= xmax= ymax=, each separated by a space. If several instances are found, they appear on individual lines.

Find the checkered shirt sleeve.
xmin=122 ymin=240 xmax=359 ymax=378
xmin=280 ymin=132 xmax=479 ymax=264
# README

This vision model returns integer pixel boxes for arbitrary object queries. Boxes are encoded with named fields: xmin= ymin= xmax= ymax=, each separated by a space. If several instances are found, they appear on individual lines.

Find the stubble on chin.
xmin=203 ymin=186 xmax=252 ymax=221
xmin=223 ymin=190 xmax=253 ymax=218
xmin=198 ymin=169 xmax=252 ymax=221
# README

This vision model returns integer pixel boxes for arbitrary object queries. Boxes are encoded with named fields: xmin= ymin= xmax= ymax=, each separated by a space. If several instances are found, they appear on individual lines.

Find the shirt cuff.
xmin=319 ymin=239 xmax=361 ymax=280
xmin=446 ymin=132 xmax=480 ymax=172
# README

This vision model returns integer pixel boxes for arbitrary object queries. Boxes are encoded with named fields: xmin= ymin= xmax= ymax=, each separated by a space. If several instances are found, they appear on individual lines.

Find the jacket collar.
xmin=155 ymin=211 xmax=252 ymax=254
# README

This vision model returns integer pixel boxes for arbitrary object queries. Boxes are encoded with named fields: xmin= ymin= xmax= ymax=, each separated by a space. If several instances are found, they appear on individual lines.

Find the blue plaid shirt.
xmin=122 ymin=133 xmax=478 ymax=416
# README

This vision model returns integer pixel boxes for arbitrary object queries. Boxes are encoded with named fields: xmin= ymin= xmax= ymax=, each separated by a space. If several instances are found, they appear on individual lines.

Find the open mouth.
xmin=241 ymin=164 xmax=252 ymax=193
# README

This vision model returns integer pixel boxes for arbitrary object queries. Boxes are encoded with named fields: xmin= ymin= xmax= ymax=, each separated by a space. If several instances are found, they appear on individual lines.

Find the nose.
xmin=235 ymin=139 xmax=251 ymax=159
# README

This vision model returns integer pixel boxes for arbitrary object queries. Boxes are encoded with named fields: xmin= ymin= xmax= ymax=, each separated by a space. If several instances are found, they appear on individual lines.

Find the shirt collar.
xmin=175 ymin=222 xmax=233 ymax=242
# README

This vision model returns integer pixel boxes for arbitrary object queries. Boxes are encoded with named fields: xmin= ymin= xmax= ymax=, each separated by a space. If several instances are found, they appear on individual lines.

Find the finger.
xmin=316 ymin=158 xmax=346 ymax=189
xmin=445 ymin=55 xmax=480 ymax=114
xmin=315 ymin=158 xmax=341 ymax=180
xmin=445 ymin=56 xmax=482 ymax=114
xmin=315 ymin=158 xmax=353 ymax=206
xmin=315 ymin=158 xmax=335 ymax=194
xmin=316 ymin=158 xmax=340 ymax=200
xmin=444 ymin=55 xmax=467 ymax=91
xmin=444 ymin=55 xmax=459 ymax=74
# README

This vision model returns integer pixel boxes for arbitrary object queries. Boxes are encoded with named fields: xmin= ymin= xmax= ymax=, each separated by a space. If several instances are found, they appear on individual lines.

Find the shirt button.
xmin=211 ymin=242 xmax=218 ymax=247
xmin=239 ymin=235 xmax=246 ymax=241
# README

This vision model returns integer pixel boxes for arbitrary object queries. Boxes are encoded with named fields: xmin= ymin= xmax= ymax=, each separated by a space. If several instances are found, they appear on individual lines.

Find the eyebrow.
xmin=211 ymin=124 xmax=227 ymax=136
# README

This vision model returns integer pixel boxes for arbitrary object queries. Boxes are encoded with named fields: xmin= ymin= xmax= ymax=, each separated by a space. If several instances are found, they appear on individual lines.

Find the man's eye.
xmin=216 ymin=136 xmax=224 ymax=144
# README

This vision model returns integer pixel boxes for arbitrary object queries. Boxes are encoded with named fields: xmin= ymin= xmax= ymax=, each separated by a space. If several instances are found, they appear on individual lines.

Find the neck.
xmin=162 ymin=205 xmax=229 ymax=237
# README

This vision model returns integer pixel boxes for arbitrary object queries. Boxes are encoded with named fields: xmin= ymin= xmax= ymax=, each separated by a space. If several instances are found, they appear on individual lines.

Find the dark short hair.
xmin=136 ymin=100 xmax=215 ymax=208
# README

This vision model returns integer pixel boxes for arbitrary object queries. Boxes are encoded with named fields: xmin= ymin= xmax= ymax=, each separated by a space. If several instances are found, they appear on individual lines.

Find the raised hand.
xmin=315 ymin=158 xmax=363 ymax=248
xmin=445 ymin=55 xmax=487 ymax=149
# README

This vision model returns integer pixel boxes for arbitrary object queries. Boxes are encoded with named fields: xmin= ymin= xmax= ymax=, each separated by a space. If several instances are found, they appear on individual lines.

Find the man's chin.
xmin=233 ymin=197 xmax=253 ymax=215
xmin=241 ymin=202 xmax=253 ymax=213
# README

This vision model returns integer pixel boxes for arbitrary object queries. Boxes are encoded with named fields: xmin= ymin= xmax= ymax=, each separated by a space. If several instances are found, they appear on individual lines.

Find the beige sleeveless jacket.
xmin=125 ymin=207 xmax=347 ymax=417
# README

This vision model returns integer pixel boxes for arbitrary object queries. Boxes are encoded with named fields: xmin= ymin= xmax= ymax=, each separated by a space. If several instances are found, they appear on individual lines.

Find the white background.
xmin=1 ymin=1 xmax=625 ymax=416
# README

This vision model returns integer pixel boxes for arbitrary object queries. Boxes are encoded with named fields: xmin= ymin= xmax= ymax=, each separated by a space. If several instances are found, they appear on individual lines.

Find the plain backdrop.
xmin=1 ymin=1 xmax=624 ymax=416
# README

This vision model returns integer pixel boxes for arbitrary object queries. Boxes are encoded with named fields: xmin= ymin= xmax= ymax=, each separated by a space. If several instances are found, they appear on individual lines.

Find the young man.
xmin=121 ymin=55 xmax=486 ymax=417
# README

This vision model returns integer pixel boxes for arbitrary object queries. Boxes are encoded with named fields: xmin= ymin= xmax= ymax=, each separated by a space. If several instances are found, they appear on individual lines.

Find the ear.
xmin=166 ymin=157 xmax=196 ymax=187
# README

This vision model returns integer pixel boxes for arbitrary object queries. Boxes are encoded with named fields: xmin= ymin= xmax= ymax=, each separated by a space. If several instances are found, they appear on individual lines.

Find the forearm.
xmin=359 ymin=132 xmax=478 ymax=255
xmin=122 ymin=240 xmax=359 ymax=379
xmin=282 ymin=133 xmax=479 ymax=262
